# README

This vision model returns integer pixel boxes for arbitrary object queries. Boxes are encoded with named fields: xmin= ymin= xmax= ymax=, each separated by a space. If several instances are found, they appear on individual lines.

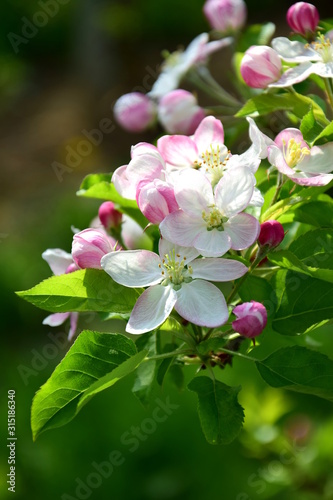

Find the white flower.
xmin=101 ymin=239 xmax=248 ymax=334
xmin=269 ymin=35 xmax=333 ymax=87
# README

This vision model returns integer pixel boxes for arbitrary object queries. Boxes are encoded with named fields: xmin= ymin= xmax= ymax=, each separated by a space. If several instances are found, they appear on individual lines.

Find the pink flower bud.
xmin=258 ymin=220 xmax=285 ymax=248
xmin=240 ymin=46 xmax=282 ymax=89
xmin=287 ymin=2 xmax=319 ymax=37
xmin=158 ymin=90 xmax=206 ymax=135
xmin=232 ymin=301 xmax=267 ymax=338
xmin=114 ymin=92 xmax=157 ymax=133
xmin=98 ymin=202 xmax=123 ymax=230
xmin=203 ymin=0 xmax=247 ymax=33
xmin=65 ymin=263 xmax=78 ymax=274
xmin=137 ymin=180 xmax=179 ymax=224
xmin=72 ymin=228 xmax=116 ymax=269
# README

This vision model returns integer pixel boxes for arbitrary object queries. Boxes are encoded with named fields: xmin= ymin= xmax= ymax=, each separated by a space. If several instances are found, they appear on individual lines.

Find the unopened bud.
xmin=158 ymin=90 xmax=206 ymax=135
xmin=240 ymin=46 xmax=282 ymax=89
xmin=258 ymin=220 xmax=285 ymax=248
xmin=72 ymin=228 xmax=116 ymax=269
xmin=114 ymin=92 xmax=157 ymax=133
xmin=232 ymin=301 xmax=267 ymax=338
xmin=203 ymin=0 xmax=247 ymax=33
xmin=287 ymin=2 xmax=319 ymax=37
xmin=98 ymin=201 xmax=123 ymax=230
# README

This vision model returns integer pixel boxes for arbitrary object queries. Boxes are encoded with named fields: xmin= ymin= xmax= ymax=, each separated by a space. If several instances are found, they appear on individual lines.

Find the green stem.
xmin=218 ymin=347 xmax=258 ymax=362
xmin=324 ymin=78 xmax=333 ymax=111
xmin=227 ymin=248 xmax=269 ymax=304
xmin=187 ymin=70 xmax=240 ymax=109
xmin=145 ymin=349 xmax=192 ymax=361
xmin=269 ymin=172 xmax=285 ymax=207
xmin=198 ymin=67 xmax=242 ymax=107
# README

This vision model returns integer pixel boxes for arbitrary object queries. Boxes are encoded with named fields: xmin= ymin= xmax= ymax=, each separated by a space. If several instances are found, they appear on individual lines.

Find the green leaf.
xmin=236 ymin=92 xmax=329 ymax=126
xmin=188 ymin=377 xmax=244 ymax=445
xmin=197 ymin=337 xmax=226 ymax=356
xmin=132 ymin=333 xmax=157 ymax=407
xmin=236 ymin=22 xmax=275 ymax=52
xmin=256 ymin=346 xmax=333 ymax=402
xmin=77 ymin=174 xmax=136 ymax=207
xmin=31 ymin=330 xmax=147 ymax=439
xmin=268 ymin=249 xmax=333 ymax=284
xmin=168 ymin=364 xmax=185 ymax=391
xmin=289 ymin=229 xmax=333 ymax=270
xmin=290 ymin=200 xmax=333 ymax=228
xmin=271 ymin=270 xmax=333 ymax=335
xmin=300 ymin=106 xmax=324 ymax=144
xmin=16 ymin=269 xmax=139 ymax=314
xmin=313 ymin=121 xmax=333 ymax=145
xmin=239 ymin=275 xmax=276 ymax=316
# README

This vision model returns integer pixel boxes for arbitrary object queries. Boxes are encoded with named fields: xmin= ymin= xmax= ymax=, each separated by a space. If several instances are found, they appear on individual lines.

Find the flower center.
xmin=194 ymin=144 xmax=230 ymax=186
xmin=282 ymin=138 xmax=310 ymax=169
xmin=202 ymin=206 xmax=228 ymax=231
xmin=311 ymin=34 xmax=333 ymax=63
xmin=159 ymin=250 xmax=193 ymax=289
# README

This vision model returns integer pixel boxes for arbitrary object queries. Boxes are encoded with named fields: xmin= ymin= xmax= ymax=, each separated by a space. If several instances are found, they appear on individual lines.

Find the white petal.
xmin=225 ymin=213 xmax=260 ymax=250
xmin=215 ymin=167 xmax=255 ymax=217
xmin=175 ymin=169 xmax=214 ymax=215
xmin=300 ymin=143 xmax=333 ymax=173
xmin=160 ymin=211 xmax=206 ymax=247
xmin=269 ymin=62 xmax=316 ymax=88
xmin=193 ymin=229 xmax=231 ymax=257
xmin=267 ymin=146 xmax=295 ymax=176
xmin=42 ymin=249 xmax=73 ymax=275
xmin=175 ymin=280 xmax=228 ymax=327
xmin=271 ymin=37 xmax=319 ymax=62
xmin=126 ymin=285 xmax=177 ymax=334
xmin=247 ymin=117 xmax=275 ymax=160
xmin=158 ymin=238 xmax=200 ymax=264
xmin=101 ymin=250 xmax=161 ymax=287
xmin=43 ymin=312 xmax=70 ymax=327
xmin=249 ymin=187 xmax=264 ymax=207
xmin=290 ymin=173 xmax=333 ymax=186
xmin=191 ymin=258 xmax=248 ymax=281
xmin=314 ymin=61 xmax=333 ymax=78
xmin=112 ymin=165 xmax=136 ymax=200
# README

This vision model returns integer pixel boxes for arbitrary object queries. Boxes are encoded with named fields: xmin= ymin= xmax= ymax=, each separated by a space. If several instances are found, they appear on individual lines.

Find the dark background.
xmin=1 ymin=1 xmax=333 ymax=499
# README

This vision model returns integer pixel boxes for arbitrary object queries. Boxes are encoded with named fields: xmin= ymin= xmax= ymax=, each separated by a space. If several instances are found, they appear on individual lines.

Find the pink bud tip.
xmin=203 ymin=0 xmax=247 ymax=33
xmin=232 ymin=301 xmax=267 ymax=338
xmin=114 ymin=92 xmax=157 ymax=133
xmin=240 ymin=46 xmax=282 ymax=89
xmin=286 ymin=2 xmax=319 ymax=37
xmin=158 ymin=90 xmax=206 ymax=135
xmin=258 ymin=220 xmax=285 ymax=248
xmin=72 ymin=228 xmax=116 ymax=269
xmin=98 ymin=202 xmax=123 ymax=230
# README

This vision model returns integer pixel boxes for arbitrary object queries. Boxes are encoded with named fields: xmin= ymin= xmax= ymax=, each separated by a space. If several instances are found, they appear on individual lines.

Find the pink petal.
xmin=225 ymin=213 xmax=260 ymax=250
xmin=190 ymin=258 xmax=248 ymax=281
xmin=290 ymin=173 xmax=333 ymax=186
xmin=193 ymin=116 xmax=224 ymax=152
xmin=157 ymin=135 xmax=198 ymax=169
xmin=174 ymin=280 xmax=228 ymax=327
xmin=274 ymin=128 xmax=307 ymax=150
xmin=43 ymin=312 xmax=70 ymax=327
xmin=267 ymin=146 xmax=295 ymax=176
xmin=68 ymin=312 xmax=79 ymax=341
xmin=126 ymin=285 xmax=177 ymax=334
xmin=112 ymin=165 xmax=136 ymax=200
xmin=101 ymin=250 xmax=161 ymax=287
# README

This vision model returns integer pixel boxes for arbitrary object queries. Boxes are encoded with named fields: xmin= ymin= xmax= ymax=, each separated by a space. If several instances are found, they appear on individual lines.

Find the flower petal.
xmin=225 ymin=213 xmax=260 ymax=250
xmin=68 ymin=312 xmax=79 ymax=341
xmin=42 ymin=249 xmax=73 ymax=276
xmin=274 ymin=128 xmax=307 ymax=150
xmin=174 ymin=168 xmax=214 ymax=215
xmin=193 ymin=228 xmax=231 ymax=257
xmin=247 ymin=117 xmax=275 ymax=160
xmin=271 ymin=37 xmax=319 ymax=62
xmin=269 ymin=62 xmax=317 ymax=88
xmin=174 ymin=280 xmax=228 ymax=327
xmin=290 ymin=173 xmax=333 ymax=186
xmin=193 ymin=116 xmax=224 ymax=152
xmin=215 ymin=167 xmax=255 ymax=217
xmin=300 ymin=143 xmax=333 ymax=174
xmin=160 ymin=211 xmax=206 ymax=247
xmin=267 ymin=146 xmax=295 ymax=176
xmin=157 ymin=135 xmax=198 ymax=169
xmin=126 ymin=285 xmax=177 ymax=334
xmin=101 ymin=250 xmax=162 ymax=287
xmin=112 ymin=165 xmax=136 ymax=200
xmin=191 ymin=258 xmax=248 ymax=281
xmin=43 ymin=312 xmax=70 ymax=327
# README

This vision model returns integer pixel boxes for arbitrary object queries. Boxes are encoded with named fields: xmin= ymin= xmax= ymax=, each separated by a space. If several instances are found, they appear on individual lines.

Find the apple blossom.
xmin=158 ymin=89 xmax=206 ymax=135
xmin=270 ymin=34 xmax=333 ymax=87
xmin=137 ymin=179 xmax=179 ymax=225
xmin=232 ymin=301 xmax=267 ymax=338
xmin=98 ymin=202 xmax=123 ymax=230
xmin=160 ymin=167 xmax=260 ymax=257
xmin=121 ymin=214 xmax=153 ymax=251
xmin=286 ymin=2 xmax=319 ymax=37
xmin=101 ymin=239 xmax=248 ymax=334
xmin=41 ymin=249 xmax=79 ymax=341
xmin=72 ymin=228 xmax=117 ymax=269
xmin=113 ymin=92 xmax=157 ymax=133
xmin=203 ymin=0 xmax=247 ymax=33
xmin=148 ymin=33 xmax=232 ymax=99
xmin=240 ymin=46 xmax=282 ymax=89
xmin=267 ymin=128 xmax=333 ymax=185
xmin=258 ymin=221 xmax=285 ymax=248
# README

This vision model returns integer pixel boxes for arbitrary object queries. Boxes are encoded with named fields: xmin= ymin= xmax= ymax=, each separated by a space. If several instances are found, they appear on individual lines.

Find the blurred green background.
xmin=1 ymin=1 xmax=333 ymax=499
